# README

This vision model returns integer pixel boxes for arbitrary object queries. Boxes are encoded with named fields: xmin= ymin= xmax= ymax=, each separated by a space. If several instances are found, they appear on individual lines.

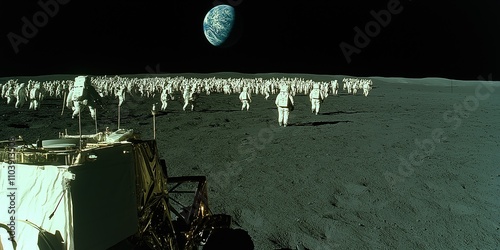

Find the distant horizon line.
xmin=0 ymin=72 xmax=497 ymax=83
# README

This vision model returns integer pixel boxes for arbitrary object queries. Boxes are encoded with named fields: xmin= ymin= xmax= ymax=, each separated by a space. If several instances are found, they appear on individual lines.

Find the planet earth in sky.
xmin=203 ymin=5 xmax=240 ymax=47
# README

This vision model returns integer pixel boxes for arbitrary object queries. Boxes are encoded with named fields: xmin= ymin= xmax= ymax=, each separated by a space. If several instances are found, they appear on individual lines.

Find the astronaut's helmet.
xmin=74 ymin=76 xmax=91 ymax=87
xmin=279 ymin=84 xmax=289 ymax=93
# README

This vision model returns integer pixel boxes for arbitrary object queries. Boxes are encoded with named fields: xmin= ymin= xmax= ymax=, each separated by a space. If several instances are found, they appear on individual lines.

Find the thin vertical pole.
xmin=61 ymin=91 xmax=66 ymax=116
xmin=94 ymin=108 xmax=98 ymax=134
xmin=152 ymin=104 xmax=157 ymax=140
xmin=78 ymin=108 xmax=82 ymax=150
xmin=118 ymin=104 xmax=121 ymax=129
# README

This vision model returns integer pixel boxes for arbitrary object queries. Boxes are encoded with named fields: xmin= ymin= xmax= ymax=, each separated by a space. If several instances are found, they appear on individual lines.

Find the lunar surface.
xmin=0 ymin=73 xmax=499 ymax=249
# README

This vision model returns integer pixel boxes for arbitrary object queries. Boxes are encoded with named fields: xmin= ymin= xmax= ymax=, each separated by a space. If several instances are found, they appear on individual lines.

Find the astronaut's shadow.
xmin=320 ymin=110 xmax=364 ymax=115
xmin=199 ymin=109 xmax=241 ymax=113
xmin=292 ymin=120 xmax=352 ymax=126
xmin=153 ymin=111 xmax=170 ymax=117
xmin=151 ymin=109 xmax=240 ymax=115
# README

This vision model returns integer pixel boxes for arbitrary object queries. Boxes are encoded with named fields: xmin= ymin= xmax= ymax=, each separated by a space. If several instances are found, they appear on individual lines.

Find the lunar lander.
xmin=0 ymin=77 xmax=251 ymax=250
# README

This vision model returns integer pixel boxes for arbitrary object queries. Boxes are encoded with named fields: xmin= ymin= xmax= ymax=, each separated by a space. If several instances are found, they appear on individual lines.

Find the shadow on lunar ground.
xmin=320 ymin=110 xmax=366 ymax=115
xmin=147 ymin=109 xmax=240 ymax=115
xmin=7 ymin=123 xmax=30 ymax=128
xmin=291 ymin=120 xmax=352 ymax=127
xmin=199 ymin=109 xmax=240 ymax=113
xmin=1 ymin=78 xmax=499 ymax=250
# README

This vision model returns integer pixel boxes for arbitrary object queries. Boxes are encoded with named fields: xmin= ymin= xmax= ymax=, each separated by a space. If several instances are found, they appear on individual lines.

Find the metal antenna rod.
xmin=94 ymin=107 xmax=98 ymax=134
xmin=152 ymin=104 xmax=157 ymax=140
xmin=61 ymin=91 xmax=66 ymax=116
xmin=78 ymin=107 xmax=82 ymax=150
xmin=118 ymin=103 xmax=121 ymax=129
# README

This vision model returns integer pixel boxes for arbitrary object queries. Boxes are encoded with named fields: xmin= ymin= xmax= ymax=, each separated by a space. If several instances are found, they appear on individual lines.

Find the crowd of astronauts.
xmin=0 ymin=75 xmax=373 ymax=127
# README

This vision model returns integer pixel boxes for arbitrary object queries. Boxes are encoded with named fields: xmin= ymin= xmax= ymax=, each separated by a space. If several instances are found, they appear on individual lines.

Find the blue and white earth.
xmin=203 ymin=5 xmax=236 ymax=47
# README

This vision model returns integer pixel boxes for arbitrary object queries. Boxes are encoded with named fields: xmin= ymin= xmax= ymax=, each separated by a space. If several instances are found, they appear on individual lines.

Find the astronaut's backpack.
xmin=277 ymin=93 xmax=294 ymax=111
xmin=29 ymin=87 xmax=39 ymax=99
xmin=72 ymin=76 xmax=87 ymax=101
xmin=311 ymin=89 xmax=320 ymax=99
xmin=277 ymin=93 xmax=289 ymax=107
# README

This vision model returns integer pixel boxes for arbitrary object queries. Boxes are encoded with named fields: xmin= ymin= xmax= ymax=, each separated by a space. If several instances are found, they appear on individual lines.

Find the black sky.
xmin=1 ymin=0 xmax=499 ymax=80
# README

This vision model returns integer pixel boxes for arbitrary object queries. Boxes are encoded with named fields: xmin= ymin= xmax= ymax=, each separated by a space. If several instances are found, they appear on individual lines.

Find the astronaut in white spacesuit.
xmin=66 ymin=76 xmax=102 ymax=120
xmin=331 ymin=80 xmax=339 ymax=96
xmin=274 ymin=85 xmax=294 ymax=127
xmin=116 ymin=85 xmax=126 ymax=107
xmin=239 ymin=87 xmax=252 ymax=111
xmin=160 ymin=86 xmax=171 ymax=111
xmin=15 ymin=83 xmax=27 ymax=108
xmin=29 ymin=83 xmax=42 ymax=110
xmin=363 ymin=79 xmax=373 ymax=97
xmin=309 ymin=83 xmax=324 ymax=115
xmin=3 ymin=82 xmax=15 ymax=105
xmin=182 ymin=84 xmax=198 ymax=111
